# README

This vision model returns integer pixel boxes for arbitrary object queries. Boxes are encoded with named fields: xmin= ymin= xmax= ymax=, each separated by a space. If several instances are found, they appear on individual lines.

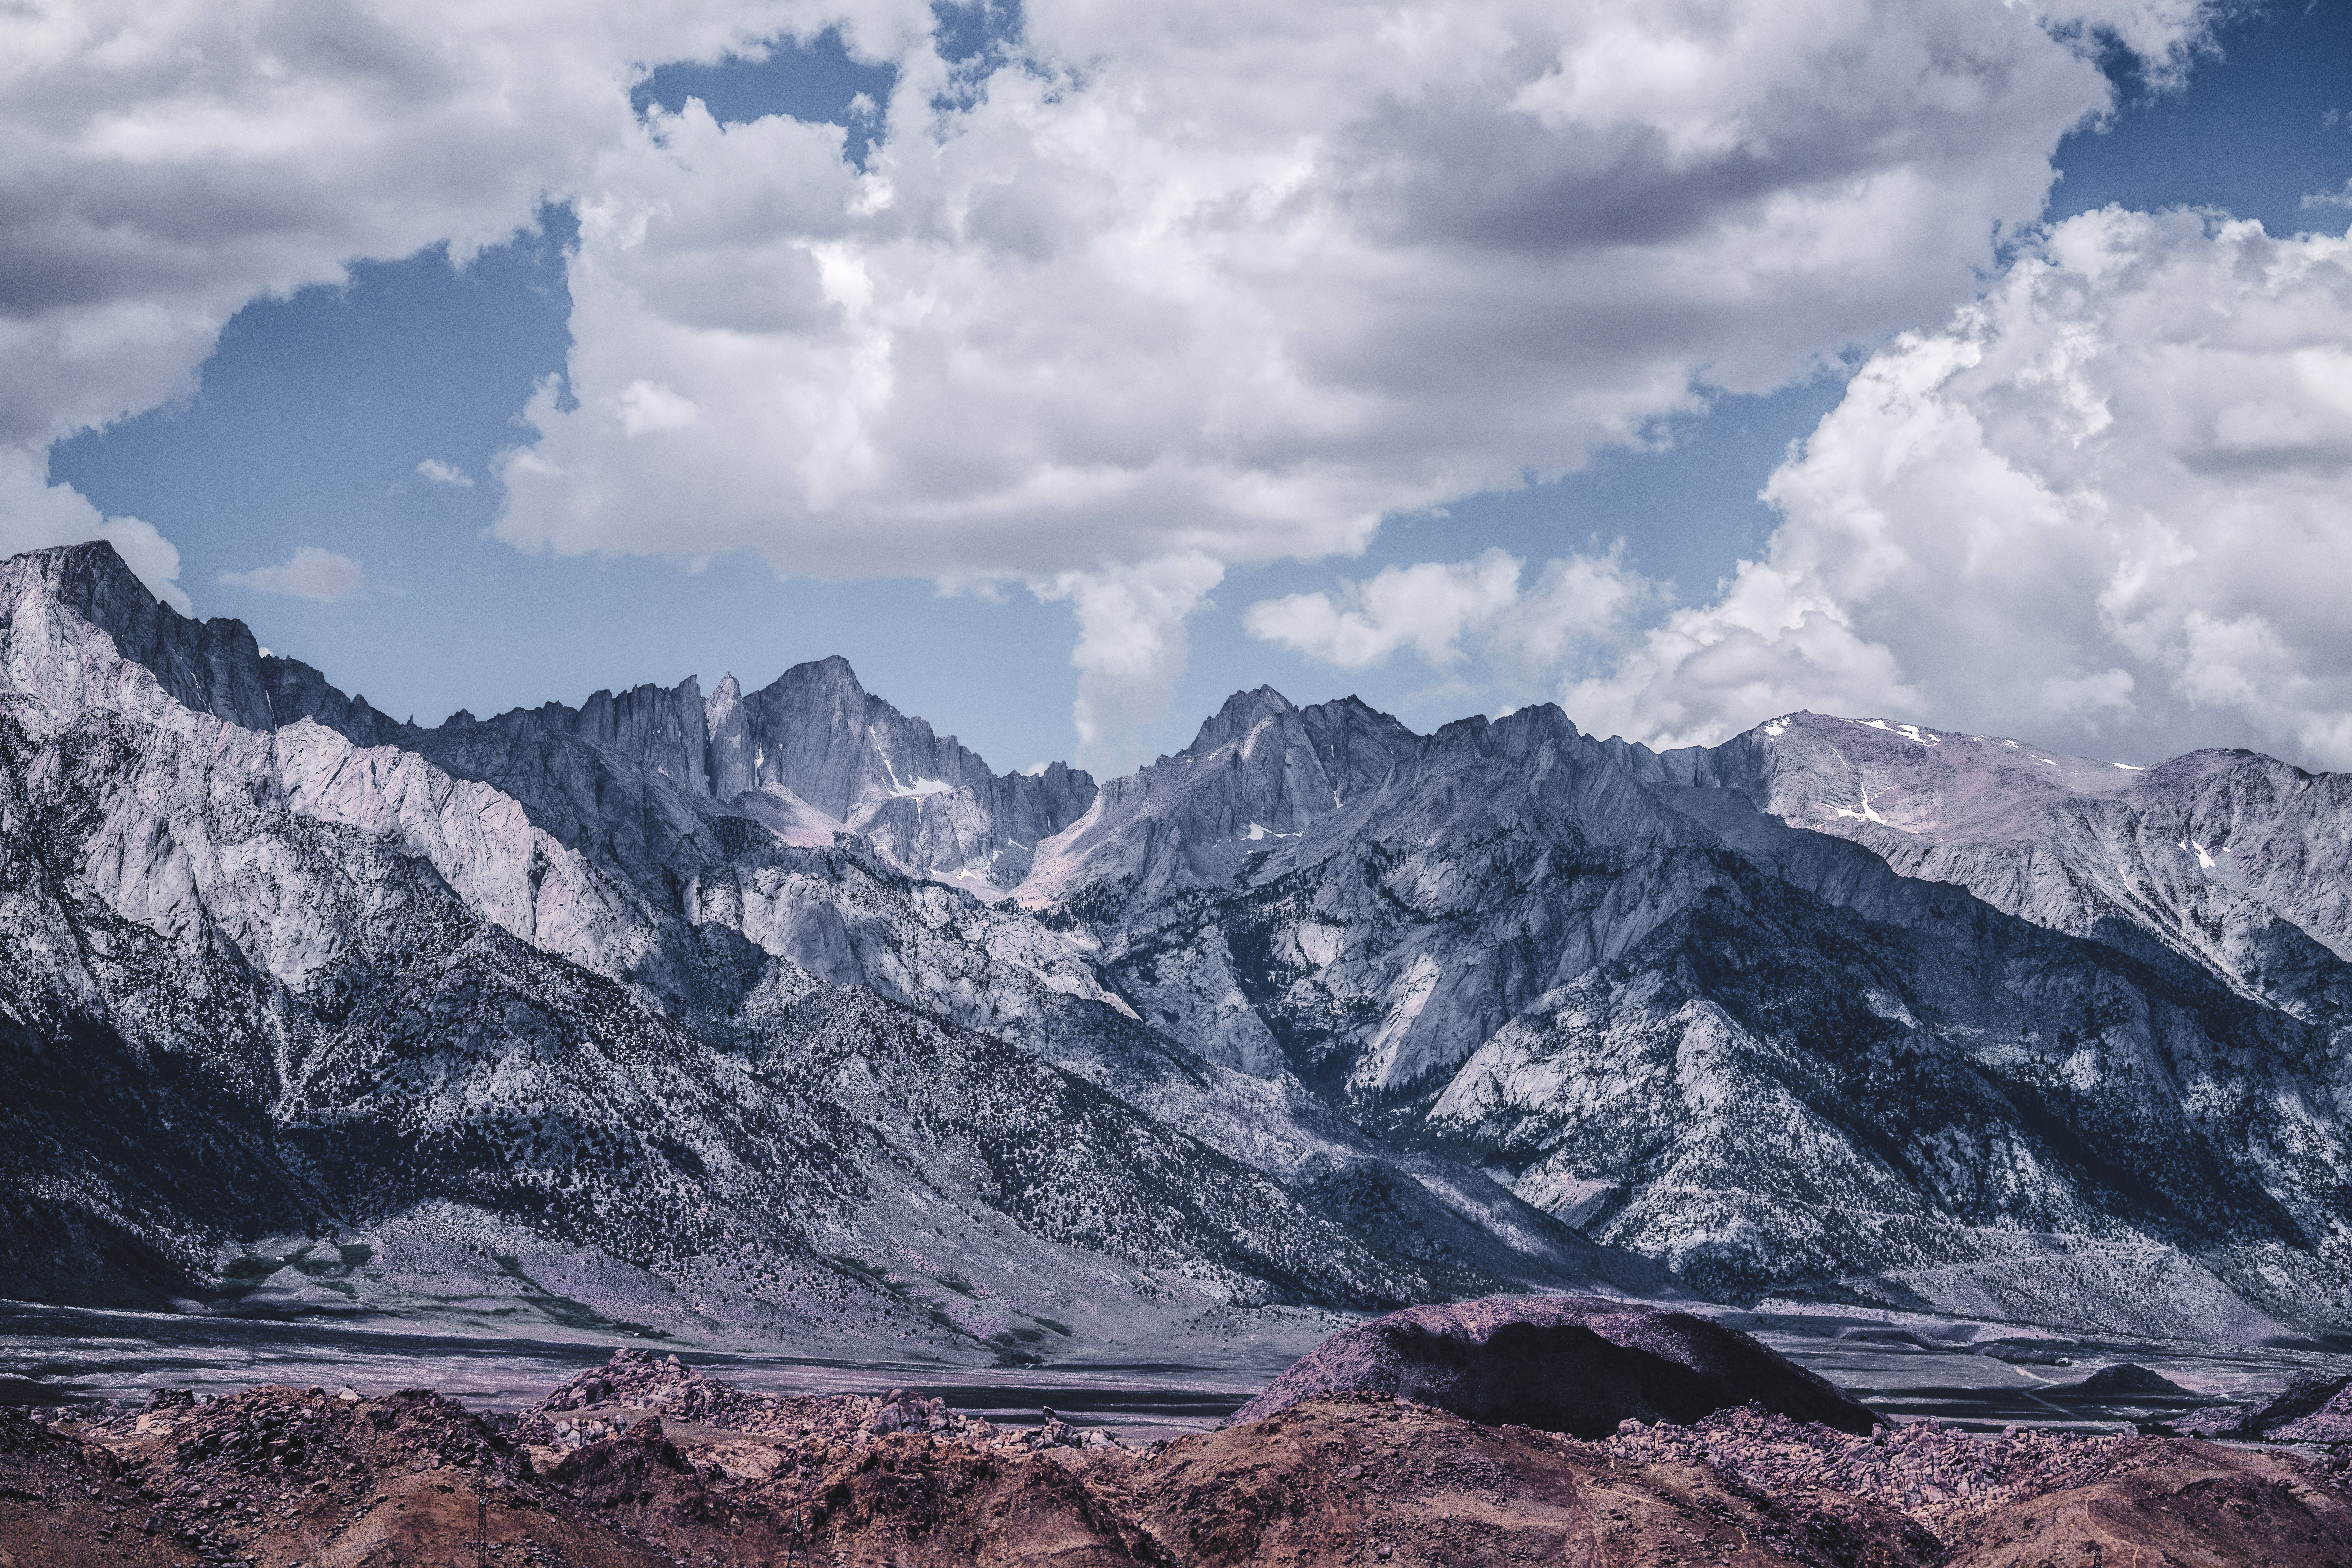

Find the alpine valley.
xmin=3 ymin=541 xmax=2348 ymax=1365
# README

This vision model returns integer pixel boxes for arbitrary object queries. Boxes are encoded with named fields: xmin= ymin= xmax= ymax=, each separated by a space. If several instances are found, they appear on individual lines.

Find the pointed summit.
xmin=0 ymin=539 xmax=279 ymax=731
xmin=1186 ymin=685 xmax=1295 ymax=756
xmin=1016 ymin=691 xmax=1419 ymax=912
xmin=729 ymin=656 xmax=975 ymax=817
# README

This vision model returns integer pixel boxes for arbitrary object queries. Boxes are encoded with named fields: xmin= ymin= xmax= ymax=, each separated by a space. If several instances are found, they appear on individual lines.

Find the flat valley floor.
xmin=6 ymin=1298 xmax=2347 ymax=1442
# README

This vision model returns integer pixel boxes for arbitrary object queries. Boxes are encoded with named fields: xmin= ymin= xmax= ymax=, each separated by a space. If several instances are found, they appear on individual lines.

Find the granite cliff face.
xmin=2 ymin=541 xmax=2349 ymax=1351
xmin=1030 ymin=701 xmax=2352 ymax=1340
xmin=0 ymin=543 xmax=1633 ymax=1355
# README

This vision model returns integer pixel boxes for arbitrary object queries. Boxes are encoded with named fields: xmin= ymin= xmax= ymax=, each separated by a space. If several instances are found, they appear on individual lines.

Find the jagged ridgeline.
xmin=0 ymin=540 xmax=2347 ymax=1355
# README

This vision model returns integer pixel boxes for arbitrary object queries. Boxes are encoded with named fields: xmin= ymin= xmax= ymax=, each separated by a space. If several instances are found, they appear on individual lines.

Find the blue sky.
xmin=23 ymin=1 xmax=2352 ymax=775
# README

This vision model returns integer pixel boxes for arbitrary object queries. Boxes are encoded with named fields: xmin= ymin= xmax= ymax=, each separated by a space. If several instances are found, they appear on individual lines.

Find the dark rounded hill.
xmin=1228 ymin=1297 xmax=1880 ymax=1438
xmin=2068 ymin=1364 xmax=2193 ymax=1397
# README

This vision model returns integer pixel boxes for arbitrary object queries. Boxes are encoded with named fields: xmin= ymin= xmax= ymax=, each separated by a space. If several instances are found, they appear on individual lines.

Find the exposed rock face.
xmin=1034 ymin=699 xmax=2352 ymax=1334
xmin=1687 ymin=711 xmax=2352 ymax=1015
xmin=0 ymin=1384 xmax=668 ymax=1567
xmin=6 ymin=538 xmax=2352 ymax=1344
xmin=1020 ymin=686 xmax=1418 ymax=919
xmin=26 ymin=1363 xmax=2352 ymax=1568
xmin=691 ymin=655 xmax=1100 ymax=891
xmin=0 ymin=541 xmax=1628 ymax=1343
xmin=1600 ymin=1404 xmax=2352 ymax=1566
xmin=520 ymin=1350 xmax=1114 ymax=1461
xmin=1227 ymin=1296 xmax=1878 ymax=1436
xmin=1120 ymin=1393 xmax=1947 ymax=1568
xmin=2268 ymin=1379 xmax=2352 ymax=1444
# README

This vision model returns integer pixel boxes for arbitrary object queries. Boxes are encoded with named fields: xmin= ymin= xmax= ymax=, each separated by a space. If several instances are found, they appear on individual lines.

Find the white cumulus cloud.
xmin=500 ymin=1 xmax=2213 ymax=584
xmin=1245 ymin=545 xmax=1661 ymax=682
xmin=0 ymin=0 xmax=896 ymax=450
xmin=218 ymin=546 xmax=374 ymax=603
xmin=1570 ymin=205 xmax=2352 ymax=767
xmin=416 ymin=458 xmax=474 ymax=487
xmin=1247 ymin=553 xmax=1524 ymax=672
xmin=0 ymin=0 xmax=927 ymax=624
xmin=1032 ymin=553 xmax=1225 ymax=770
xmin=0 ymin=0 xmax=2226 ymax=757
xmin=485 ymin=0 xmax=2216 ymax=757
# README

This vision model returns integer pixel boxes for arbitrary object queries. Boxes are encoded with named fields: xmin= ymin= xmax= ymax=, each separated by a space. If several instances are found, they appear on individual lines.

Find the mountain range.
xmin=2 ymin=540 xmax=2346 ymax=1360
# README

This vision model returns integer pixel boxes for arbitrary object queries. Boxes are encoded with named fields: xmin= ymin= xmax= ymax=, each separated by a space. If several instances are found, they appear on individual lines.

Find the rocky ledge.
xmin=6 ymin=1344 xmax=2352 ymax=1566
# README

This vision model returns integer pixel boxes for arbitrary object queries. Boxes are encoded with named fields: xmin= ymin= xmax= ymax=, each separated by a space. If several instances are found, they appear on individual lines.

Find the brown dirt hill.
xmin=1934 ymin=1438 xmax=2352 ymax=1568
xmin=9 ymin=1357 xmax=2352 ymax=1566
xmin=1091 ymin=1392 xmax=1938 ymax=1568
xmin=0 ymin=1404 xmax=184 ymax=1568
xmin=5 ymin=1386 xmax=669 ymax=1568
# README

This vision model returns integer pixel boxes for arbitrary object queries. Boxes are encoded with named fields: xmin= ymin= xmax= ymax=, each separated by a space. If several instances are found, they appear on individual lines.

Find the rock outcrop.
xmin=1227 ymin=1296 xmax=1879 ymax=1435
xmin=19 ymin=1359 xmax=2352 ymax=1568
xmin=2177 ymin=1372 xmax=2352 ymax=1442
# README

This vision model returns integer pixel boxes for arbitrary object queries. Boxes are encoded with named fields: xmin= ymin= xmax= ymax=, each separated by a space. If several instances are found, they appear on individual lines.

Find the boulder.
xmin=2172 ymin=1404 xmax=2253 ymax=1438
xmin=1228 ymin=1296 xmax=1879 ymax=1437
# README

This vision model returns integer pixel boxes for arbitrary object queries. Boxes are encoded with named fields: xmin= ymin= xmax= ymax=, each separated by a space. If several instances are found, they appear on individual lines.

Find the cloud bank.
xmin=488 ymin=0 xmax=2212 ymax=760
xmin=0 ymin=0 xmax=897 ymax=449
xmin=0 ymin=0 xmax=923 ymax=645
xmin=1244 ymin=545 xmax=1662 ymax=687
xmin=1562 ymin=205 xmax=2352 ymax=768
xmin=501 ymin=1 xmax=2210 ymax=575
xmin=0 ymin=0 xmax=2240 ymax=762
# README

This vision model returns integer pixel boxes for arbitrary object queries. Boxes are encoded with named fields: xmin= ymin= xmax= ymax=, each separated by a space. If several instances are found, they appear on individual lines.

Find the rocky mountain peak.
xmin=1184 ymin=684 xmax=1298 ymax=756
xmin=10 ymin=537 xmax=157 ymax=621
xmin=705 ymin=672 xmax=752 ymax=798
xmin=7 ymin=536 xmax=2352 ymax=1351
xmin=1654 ymin=707 xmax=2352 ymax=1031
xmin=0 ymin=539 xmax=277 ymax=730
xmin=0 ymin=550 xmax=1088 ymax=901
xmin=1178 ymin=687 xmax=1421 ymax=793
xmin=1705 ymin=710 xmax=2146 ymax=838
xmin=726 ymin=656 xmax=991 ymax=819
xmin=1015 ymin=688 xmax=1422 ymax=910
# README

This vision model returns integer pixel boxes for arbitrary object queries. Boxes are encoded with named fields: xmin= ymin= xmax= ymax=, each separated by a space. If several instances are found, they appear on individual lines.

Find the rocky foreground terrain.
xmin=4 ymin=537 xmax=2352 ymax=1348
xmin=7 ymin=1340 xmax=2352 ymax=1567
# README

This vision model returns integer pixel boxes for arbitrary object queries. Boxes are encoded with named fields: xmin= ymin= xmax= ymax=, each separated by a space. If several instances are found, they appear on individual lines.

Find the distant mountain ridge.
xmin=0 ymin=542 xmax=1638 ymax=1356
xmin=18 ymin=537 xmax=1097 ymax=901
xmin=1 ymin=539 xmax=2347 ymax=1355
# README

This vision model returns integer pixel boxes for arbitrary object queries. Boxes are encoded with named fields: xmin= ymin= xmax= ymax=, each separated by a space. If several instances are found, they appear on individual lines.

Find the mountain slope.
xmin=0 ymin=542 xmax=1633 ymax=1350
xmin=6 ymin=539 xmax=2352 ymax=1348
xmin=1038 ymin=703 xmax=2352 ymax=1339
xmin=1682 ymin=711 xmax=2352 ymax=1022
